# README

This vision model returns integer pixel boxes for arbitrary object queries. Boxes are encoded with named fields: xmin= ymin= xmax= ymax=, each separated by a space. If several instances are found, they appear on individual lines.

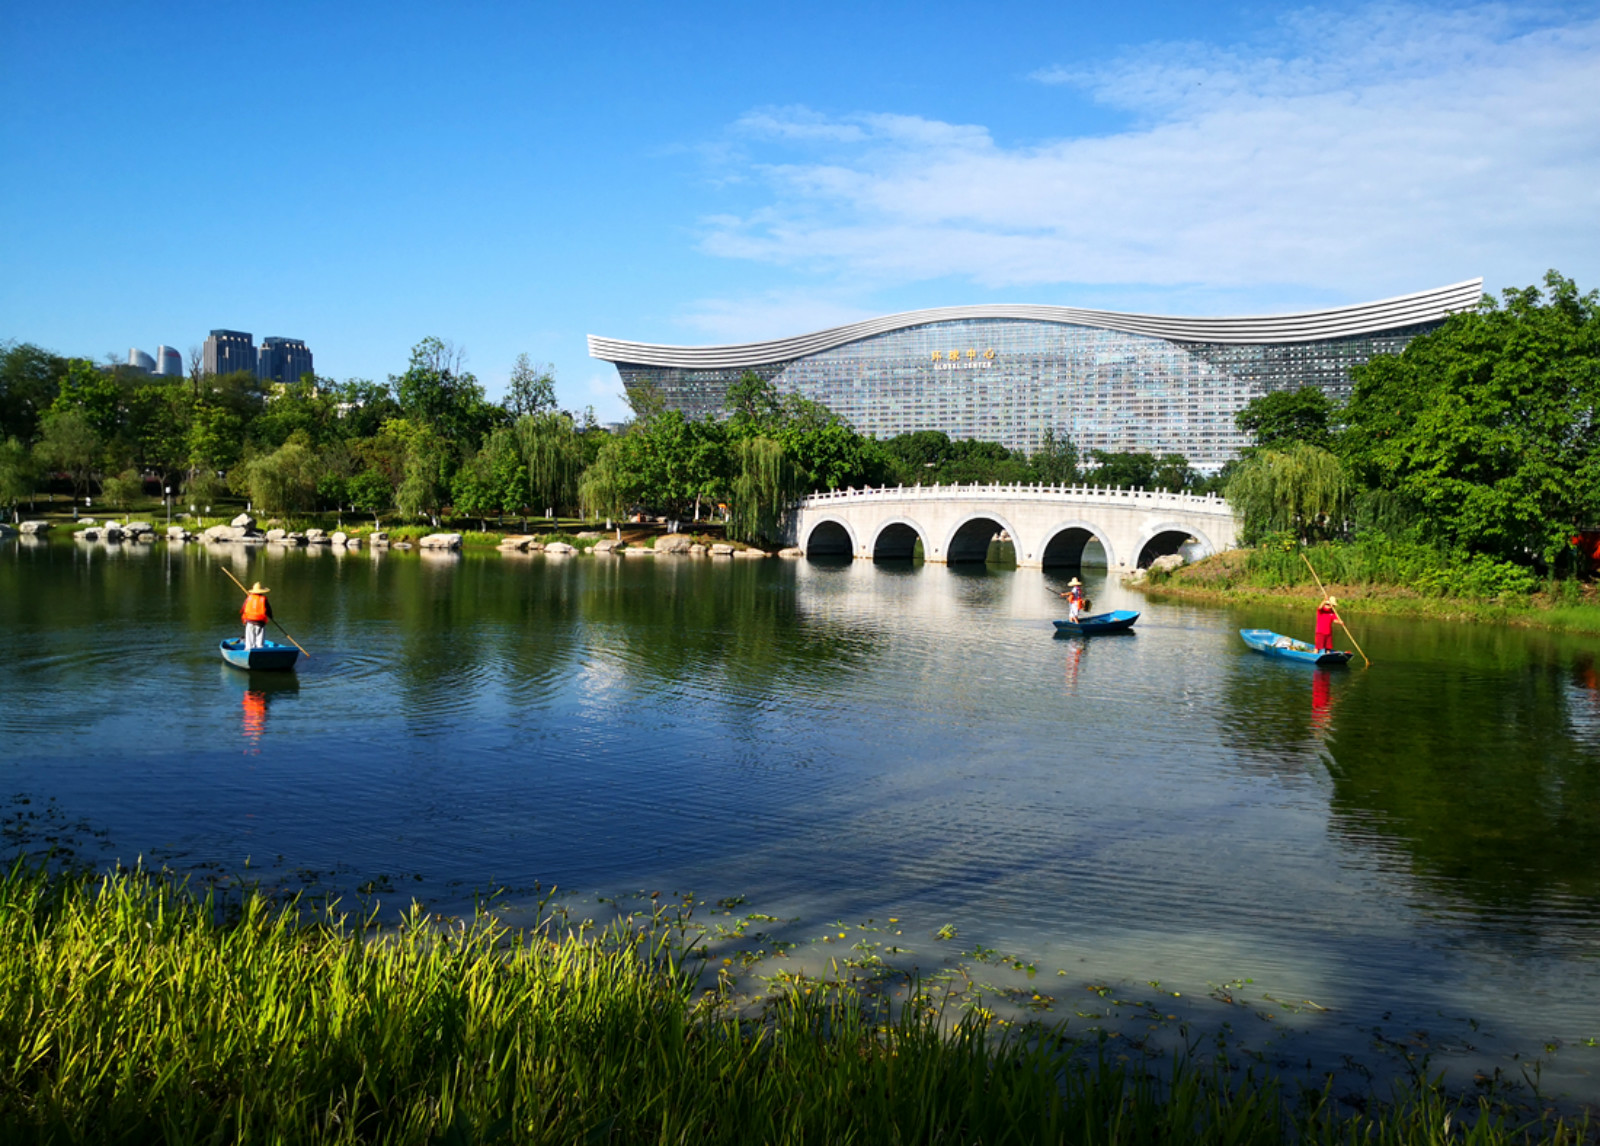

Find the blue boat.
xmin=1054 ymin=609 xmax=1140 ymax=635
xmin=219 ymin=638 xmax=300 ymax=672
xmin=1240 ymin=629 xmax=1353 ymax=667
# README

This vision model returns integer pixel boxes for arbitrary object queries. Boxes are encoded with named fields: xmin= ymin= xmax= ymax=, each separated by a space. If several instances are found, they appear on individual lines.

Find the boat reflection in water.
xmin=219 ymin=668 xmax=300 ymax=753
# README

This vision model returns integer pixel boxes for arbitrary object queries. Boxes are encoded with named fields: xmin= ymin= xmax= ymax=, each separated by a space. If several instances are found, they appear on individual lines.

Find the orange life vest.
xmin=242 ymin=593 xmax=269 ymax=623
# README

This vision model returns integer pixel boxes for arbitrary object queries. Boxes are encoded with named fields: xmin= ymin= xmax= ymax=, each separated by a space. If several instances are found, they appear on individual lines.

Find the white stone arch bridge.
xmin=789 ymin=483 xmax=1239 ymax=570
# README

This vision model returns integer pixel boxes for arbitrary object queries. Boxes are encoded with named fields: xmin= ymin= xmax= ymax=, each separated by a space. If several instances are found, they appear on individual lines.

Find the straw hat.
xmin=1322 ymin=595 xmax=1337 ymax=607
xmin=1068 ymin=577 xmax=1082 ymax=586
xmin=248 ymin=582 xmax=270 ymax=594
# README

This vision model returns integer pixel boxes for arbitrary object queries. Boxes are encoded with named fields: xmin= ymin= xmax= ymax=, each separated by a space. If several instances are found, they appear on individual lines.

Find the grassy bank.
xmin=0 ymin=864 xmax=1587 ymax=1144
xmin=1138 ymin=543 xmax=1600 ymax=634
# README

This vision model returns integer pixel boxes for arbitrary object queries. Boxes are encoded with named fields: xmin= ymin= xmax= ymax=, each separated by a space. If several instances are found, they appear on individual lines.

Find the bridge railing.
xmin=798 ymin=482 xmax=1232 ymax=513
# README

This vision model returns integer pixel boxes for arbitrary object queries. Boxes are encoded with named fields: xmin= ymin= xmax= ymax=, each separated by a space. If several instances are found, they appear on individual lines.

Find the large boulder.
xmin=331 ymin=531 xmax=348 ymax=546
xmin=777 ymin=547 xmax=804 ymax=558
xmin=369 ymin=531 xmax=388 ymax=543
xmin=343 ymin=535 xmax=361 ymax=549
xmin=77 ymin=527 xmax=100 ymax=540
xmin=654 ymin=534 xmax=693 ymax=553
xmin=735 ymin=547 xmax=769 ymax=559
xmin=498 ymin=535 xmax=534 ymax=551
xmin=230 ymin=513 xmax=255 ymax=530
xmin=544 ymin=541 xmax=575 ymax=555
xmin=19 ymin=521 xmax=51 ymax=534
xmin=304 ymin=528 xmax=329 ymax=544
xmin=624 ymin=545 xmax=655 ymax=556
xmin=688 ymin=543 xmax=707 ymax=556
xmin=124 ymin=521 xmax=152 ymax=535
xmin=265 ymin=528 xmax=287 ymax=542
xmin=709 ymin=543 xmax=735 ymax=556
xmin=590 ymin=538 xmax=621 ymax=553
xmin=1150 ymin=554 xmax=1186 ymax=574
xmin=419 ymin=532 xmax=462 ymax=550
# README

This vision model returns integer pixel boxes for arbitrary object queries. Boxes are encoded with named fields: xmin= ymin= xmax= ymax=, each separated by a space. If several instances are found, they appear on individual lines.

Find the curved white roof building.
xmin=589 ymin=279 xmax=1481 ymax=470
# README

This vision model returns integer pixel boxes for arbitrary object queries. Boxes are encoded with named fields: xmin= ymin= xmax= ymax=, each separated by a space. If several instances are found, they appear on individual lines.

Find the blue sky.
xmin=4 ymin=0 xmax=1597 ymax=420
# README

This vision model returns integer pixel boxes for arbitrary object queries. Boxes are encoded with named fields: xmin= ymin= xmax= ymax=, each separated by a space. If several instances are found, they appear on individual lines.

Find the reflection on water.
xmin=2 ymin=536 xmax=1599 ymax=1098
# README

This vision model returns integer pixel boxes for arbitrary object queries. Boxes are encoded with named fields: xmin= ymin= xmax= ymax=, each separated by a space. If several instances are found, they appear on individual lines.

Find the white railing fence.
xmin=799 ymin=482 xmax=1230 ymax=511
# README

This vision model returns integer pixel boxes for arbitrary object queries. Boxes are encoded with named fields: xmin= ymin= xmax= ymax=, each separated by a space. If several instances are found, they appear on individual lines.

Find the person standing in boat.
xmin=1314 ymin=595 xmax=1337 ymax=653
xmin=1060 ymin=577 xmax=1086 ymax=623
xmin=242 ymin=581 xmax=272 ymax=650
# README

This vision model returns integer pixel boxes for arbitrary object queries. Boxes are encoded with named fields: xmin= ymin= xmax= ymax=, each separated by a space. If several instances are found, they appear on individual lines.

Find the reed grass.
xmin=0 ymin=862 xmax=1587 ymax=1144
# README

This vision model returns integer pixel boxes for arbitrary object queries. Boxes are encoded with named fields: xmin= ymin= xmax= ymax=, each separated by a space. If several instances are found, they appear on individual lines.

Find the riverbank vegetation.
xmin=1185 ymin=271 xmax=1600 ymax=607
xmin=0 ymin=338 xmax=1212 ymax=550
xmin=0 ymin=861 xmax=1587 ymax=1144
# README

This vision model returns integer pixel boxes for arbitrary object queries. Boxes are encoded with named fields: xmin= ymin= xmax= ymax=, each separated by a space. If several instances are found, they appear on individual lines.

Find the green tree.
xmin=33 ymin=408 xmax=102 ymax=496
xmin=507 ymin=354 xmax=558 ymax=418
xmin=727 ymin=436 xmax=800 ymax=545
xmin=0 ymin=437 xmax=35 ymax=519
xmin=387 ymin=418 xmax=454 ymax=525
xmin=51 ymin=359 xmax=123 ymax=442
xmin=1028 ymin=429 xmax=1079 ymax=485
xmin=244 ymin=439 xmax=320 ymax=516
xmin=0 ymin=341 xmax=66 ymax=444
xmin=1225 ymin=443 xmax=1351 ymax=543
xmin=98 ymin=468 xmax=143 ymax=512
xmin=1342 ymin=270 xmax=1600 ymax=568
xmin=578 ymin=437 xmax=630 ymax=522
xmin=1085 ymin=451 xmax=1157 ymax=489
xmin=515 ymin=412 xmax=587 ymax=518
xmin=1235 ymin=386 xmax=1336 ymax=451
xmin=391 ymin=337 xmax=498 ymax=446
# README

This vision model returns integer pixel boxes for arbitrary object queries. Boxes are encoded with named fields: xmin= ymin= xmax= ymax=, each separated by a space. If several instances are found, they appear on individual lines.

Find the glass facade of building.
xmin=616 ymin=317 xmax=1440 ymax=471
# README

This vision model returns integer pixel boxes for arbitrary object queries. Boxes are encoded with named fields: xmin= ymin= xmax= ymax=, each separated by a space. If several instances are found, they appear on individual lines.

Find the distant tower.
xmin=155 ymin=346 xmax=183 ymax=377
xmin=203 ymin=329 xmax=256 ymax=376
xmin=257 ymin=336 xmax=314 ymax=385
xmin=128 ymin=348 xmax=155 ymax=372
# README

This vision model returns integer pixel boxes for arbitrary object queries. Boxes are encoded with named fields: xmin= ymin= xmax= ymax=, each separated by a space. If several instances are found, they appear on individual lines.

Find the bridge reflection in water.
xmin=791 ymin=482 xmax=1240 ymax=570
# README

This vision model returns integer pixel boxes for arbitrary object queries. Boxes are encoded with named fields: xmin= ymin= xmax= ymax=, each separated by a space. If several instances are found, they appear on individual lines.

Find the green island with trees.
xmin=1140 ymin=271 xmax=1600 ymax=631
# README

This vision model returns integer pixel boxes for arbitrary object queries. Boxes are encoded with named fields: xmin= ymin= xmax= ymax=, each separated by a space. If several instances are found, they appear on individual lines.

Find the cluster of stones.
xmin=1123 ymin=553 xmax=1185 ymax=584
xmin=73 ymin=520 xmax=160 ymax=543
xmin=495 ymin=532 xmax=806 ymax=559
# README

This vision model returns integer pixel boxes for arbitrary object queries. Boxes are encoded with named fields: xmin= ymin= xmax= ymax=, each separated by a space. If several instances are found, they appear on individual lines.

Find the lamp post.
xmin=165 ymin=486 xmax=171 ymax=527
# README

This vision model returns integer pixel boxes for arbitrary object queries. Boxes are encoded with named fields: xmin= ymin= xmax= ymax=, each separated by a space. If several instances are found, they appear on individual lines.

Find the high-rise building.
xmin=156 ymin=346 xmax=183 ymax=377
xmin=257 ymin=336 xmax=314 ymax=386
xmin=589 ymin=280 xmax=1482 ymax=472
xmin=203 ymin=329 xmax=256 ymax=376
xmin=127 ymin=348 xmax=156 ymax=372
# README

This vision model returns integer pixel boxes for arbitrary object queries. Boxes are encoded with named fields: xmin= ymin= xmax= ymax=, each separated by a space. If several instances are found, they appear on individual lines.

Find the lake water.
xmin=3 ymin=535 xmax=1597 ymax=1104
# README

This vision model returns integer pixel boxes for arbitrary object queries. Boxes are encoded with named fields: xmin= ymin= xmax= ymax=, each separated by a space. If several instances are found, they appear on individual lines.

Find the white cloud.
xmin=700 ymin=5 xmax=1600 ymax=300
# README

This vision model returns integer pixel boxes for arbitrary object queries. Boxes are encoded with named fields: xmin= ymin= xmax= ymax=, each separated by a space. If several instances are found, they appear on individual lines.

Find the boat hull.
xmin=1240 ymin=629 xmax=1352 ymax=666
xmin=1054 ymin=609 xmax=1140 ymax=635
xmin=220 ymin=638 xmax=300 ymax=671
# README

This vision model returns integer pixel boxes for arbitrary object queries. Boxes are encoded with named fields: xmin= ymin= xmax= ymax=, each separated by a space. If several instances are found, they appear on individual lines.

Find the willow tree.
xmin=515 ymin=412 xmax=584 ymax=519
xmin=1225 ymin=443 xmax=1350 ymax=543
xmin=578 ymin=437 xmax=628 ymax=523
xmin=727 ymin=436 xmax=800 ymax=546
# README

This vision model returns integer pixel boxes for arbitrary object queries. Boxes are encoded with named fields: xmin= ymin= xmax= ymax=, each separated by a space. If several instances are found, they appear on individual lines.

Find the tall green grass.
xmin=0 ymin=863 xmax=1586 ymax=1144
xmin=1152 ymin=538 xmax=1543 ymax=600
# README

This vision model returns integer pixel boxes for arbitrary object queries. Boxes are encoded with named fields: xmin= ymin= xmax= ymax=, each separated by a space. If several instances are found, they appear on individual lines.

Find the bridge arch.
xmin=871 ymin=517 xmax=930 ymax=561
xmin=1134 ymin=521 xmax=1217 ymax=568
xmin=942 ymin=511 xmax=1023 ymax=565
xmin=802 ymin=517 xmax=857 ymax=557
xmin=1039 ymin=521 xmax=1117 ymax=569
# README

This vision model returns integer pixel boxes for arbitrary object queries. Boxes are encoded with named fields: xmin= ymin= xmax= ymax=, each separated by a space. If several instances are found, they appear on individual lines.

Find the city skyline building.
xmin=257 ymin=336 xmax=314 ymax=386
xmin=155 ymin=346 xmax=183 ymax=377
xmin=589 ymin=280 xmax=1482 ymax=472
xmin=127 ymin=348 xmax=156 ymax=372
xmin=203 ymin=329 xmax=256 ymax=376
